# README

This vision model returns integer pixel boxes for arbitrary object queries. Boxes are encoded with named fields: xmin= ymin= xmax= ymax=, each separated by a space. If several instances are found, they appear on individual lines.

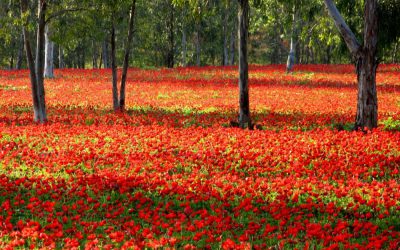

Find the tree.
xmin=237 ymin=0 xmax=251 ymax=128
xmin=44 ymin=23 xmax=54 ymax=78
xmin=20 ymin=0 xmax=47 ymax=123
xmin=110 ymin=0 xmax=137 ymax=112
xmin=286 ymin=0 xmax=298 ymax=72
xmin=166 ymin=0 xmax=175 ymax=68
xmin=324 ymin=0 xmax=378 ymax=130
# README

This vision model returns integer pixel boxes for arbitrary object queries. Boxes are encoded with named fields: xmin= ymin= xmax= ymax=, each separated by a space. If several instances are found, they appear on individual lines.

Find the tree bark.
xmin=222 ymin=5 xmax=229 ymax=66
xmin=9 ymin=51 xmax=14 ymax=70
xmin=44 ymin=23 xmax=54 ymax=78
xmin=16 ymin=32 xmax=24 ymax=70
xmin=35 ymin=0 xmax=47 ymax=122
xmin=392 ymin=42 xmax=398 ymax=63
xmin=92 ymin=40 xmax=98 ymax=69
xmin=111 ymin=21 xmax=119 ymax=111
xmin=286 ymin=2 xmax=298 ymax=73
xmin=80 ymin=45 xmax=85 ymax=69
xmin=102 ymin=39 xmax=109 ymax=68
xmin=59 ymin=46 xmax=64 ymax=69
xmin=355 ymin=0 xmax=378 ymax=130
xmin=237 ymin=0 xmax=251 ymax=128
xmin=20 ymin=0 xmax=47 ymax=123
xmin=166 ymin=1 xmax=174 ymax=68
xmin=323 ymin=0 xmax=361 ymax=57
xmin=182 ymin=24 xmax=187 ymax=66
xmin=324 ymin=0 xmax=378 ymax=130
xmin=230 ymin=20 xmax=236 ymax=65
xmin=196 ymin=23 xmax=201 ymax=66
xmin=21 ymin=23 xmax=41 ymax=121
xmin=119 ymin=0 xmax=136 ymax=111
xmin=324 ymin=45 xmax=332 ymax=64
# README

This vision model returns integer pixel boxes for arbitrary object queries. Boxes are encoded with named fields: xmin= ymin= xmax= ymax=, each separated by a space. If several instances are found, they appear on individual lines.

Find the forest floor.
xmin=0 ymin=64 xmax=399 ymax=249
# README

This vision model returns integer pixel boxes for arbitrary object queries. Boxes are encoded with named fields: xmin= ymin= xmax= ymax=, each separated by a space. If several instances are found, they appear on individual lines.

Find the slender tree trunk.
xmin=16 ymin=32 xmax=24 ymax=70
xmin=182 ymin=24 xmax=187 ymax=66
xmin=166 ymin=1 xmax=174 ymax=68
xmin=324 ymin=0 xmax=378 ymax=130
xmin=21 ymin=19 xmax=41 ymax=122
xmin=392 ymin=42 xmax=398 ymax=63
xmin=119 ymin=0 xmax=136 ymax=111
xmin=237 ymin=0 xmax=251 ymax=128
xmin=81 ymin=45 xmax=85 ymax=69
xmin=35 ymin=0 xmax=47 ymax=123
xmin=102 ymin=39 xmax=109 ymax=68
xmin=44 ymin=24 xmax=54 ymax=78
xmin=196 ymin=23 xmax=201 ymax=66
xmin=111 ymin=21 xmax=119 ymax=111
xmin=92 ymin=40 xmax=98 ymax=69
xmin=9 ymin=52 xmax=14 ymax=70
xmin=59 ymin=46 xmax=64 ymax=69
xmin=230 ymin=21 xmax=236 ymax=65
xmin=304 ymin=34 xmax=310 ymax=64
xmin=286 ymin=2 xmax=298 ymax=73
xmin=222 ymin=5 xmax=229 ymax=66
xmin=98 ymin=48 xmax=103 ymax=69
xmin=325 ymin=45 xmax=332 ymax=64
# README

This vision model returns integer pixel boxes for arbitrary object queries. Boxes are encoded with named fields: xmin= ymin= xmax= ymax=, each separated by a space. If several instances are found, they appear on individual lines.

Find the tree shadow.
xmin=0 ymin=105 xmax=356 ymax=130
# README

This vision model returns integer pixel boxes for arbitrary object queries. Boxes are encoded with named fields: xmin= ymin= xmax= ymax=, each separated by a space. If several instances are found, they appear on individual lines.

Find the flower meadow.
xmin=0 ymin=64 xmax=399 ymax=249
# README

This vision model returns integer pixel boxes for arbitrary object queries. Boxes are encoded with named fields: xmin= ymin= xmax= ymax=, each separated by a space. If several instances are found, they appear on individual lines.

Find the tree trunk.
xmin=196 ymin=23 xmax=201 ymax=66
xmin=166 ymin=1 xmax=174 ymax=68
xmin=35 ymin=0 xmax=47 ymax=123
xmin=392 ymin=42 xmax=398 ymax=63
xmin=44 ymin=23 xmax=54 ymax=78
xmin=102 ymin=39 xmax=109 ymax=68
xmin=119 ymin=0 xmax=136 ymax=112
xmin=111 ymin=21 xmax=119 ymax=111
xmin=9 ymin=52 xmax=14 ymax=70
xmin=16 ymin=32 xmax=24 ymax=70
xmin=81 ymin=45 xmax=85 ymax=69
xmin=21 ymin=21 xmax=41 ymax=122
xmin=324 ymin=45 xmax=332 ymax=64
xmin=237 ymin=0 xmax=251 ymax=129
xmin=355 ymin=0 xmax=378 ymax=130
xmin=98 ymin=48 xmax=103 ymax=69
xmin=324 ymin=0 xmax=378 ymax=130
xmin=92 ymin=40 xmax=98 ymax=69
xmin=286 ymin=2 xmax=297 ymax=73
xmin=182 ymin=24 xmax=187 ymax=66
xmin=59 ymin=46 xmax=64 ymax=68
xmin=222 ymin=5 xmax=229 ymax=66
xmin=229 ymin=21 xmax=236 ymax=65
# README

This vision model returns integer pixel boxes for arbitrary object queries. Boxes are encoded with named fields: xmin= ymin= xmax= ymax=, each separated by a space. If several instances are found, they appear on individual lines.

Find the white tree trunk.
xmin=286 ymin=38 xmax=295 ymax=72
xmin=44 ymin=24 xmax=54 ymax=78
xmin=286 ymin=3 xmax=298 ymax=73
xmin=58 ymin=46 xmax=64 ymax=68
xmin=323 ymin=0 xmax=361 ymax=56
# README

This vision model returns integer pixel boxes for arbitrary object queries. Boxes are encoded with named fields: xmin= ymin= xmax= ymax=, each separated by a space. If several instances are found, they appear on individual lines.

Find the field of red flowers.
xmin=0 ymin=64 xmax=399 ymax=249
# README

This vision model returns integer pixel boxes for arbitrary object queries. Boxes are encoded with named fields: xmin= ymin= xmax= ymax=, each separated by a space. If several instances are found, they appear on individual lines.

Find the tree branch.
xmin=323 ymin=0 xmax=361 ymax=57
xmin=45 ymin=7 xmax=89 ymax=23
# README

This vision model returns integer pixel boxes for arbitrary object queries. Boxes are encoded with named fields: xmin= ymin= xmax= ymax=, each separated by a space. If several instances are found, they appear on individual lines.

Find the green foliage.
xmin=0 ymin=0 xmax=399 ymax=69
xmin=381 ymin=117 xmax=400 ymax=131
